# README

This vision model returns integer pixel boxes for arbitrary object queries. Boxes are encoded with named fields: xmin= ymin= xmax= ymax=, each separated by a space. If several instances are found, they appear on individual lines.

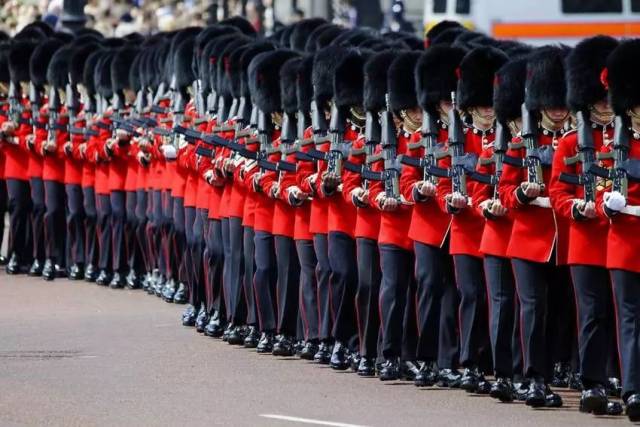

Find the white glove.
xmin=162 ymin=144 xmax=177 ymax=159
xmin=604 ymin=191 xmax=626 ymax=212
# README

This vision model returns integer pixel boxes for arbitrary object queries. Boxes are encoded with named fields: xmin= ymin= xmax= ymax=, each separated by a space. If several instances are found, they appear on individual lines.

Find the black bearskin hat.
xmin=219 ymin=16 xmax=257 ymax=37
xmin=29 ymin=38 xmax=64 ymax=86
xmin=363 ymin=50 xmax=397 ymax=112
xmin=0 ymin=44 xmax=10 ymax=83
xmin=494 ymin=57 xmax=528 ymax=123
xmin=95 ymin=52 xmax=115 ymax=99
xmin=566 ymin=35 xmax=618 ymax=112
xmin=248 ymin=49 xmax=299 ymax=114
xmin=111 ymin=46 xmax=140 ymax=93
xmin=606 ymin=39 xmax=640 ymax=115
xmin=388 ymin=51 xmax=421 ymax=112
xmin=280 ymin=57 xmax=302 ymax=114
xmin=8 ymin=40 xmax=37 ymax=83
xmin=525 ymin=45 xmax=571 ymax=111
xmin=312 ymin=45 xmax=350 ymax=106
xmin=334 ymin=49 xmax=368 ymax=108
xmin=425 ymin=20 xmax=463 ymax=47
xmin=457 ymin=46 xmax=508 ymax=110
xmin=46 ymin=46 xmax=73 ymax=89
xmin=415 ymin=45 xmax=467 ymax=114
xmin=304 ymin=23 xmax=338 ymax=53
xmin=290 ymin=18 xmax=327 ymax=52
xmin=173 ymin=37 xmax=197 ymax=90
xmin=239 ymin=42 xmax=276 ymax=99
xmin=296 ymin=54 xmax=315 ymax=113
xmin=315 ymin=27 xmax=346 ymax=51
xmin=217 ymin=38 xmax=251 ymax=99
xmin=83 ymin=50 xmax=105 ymax=95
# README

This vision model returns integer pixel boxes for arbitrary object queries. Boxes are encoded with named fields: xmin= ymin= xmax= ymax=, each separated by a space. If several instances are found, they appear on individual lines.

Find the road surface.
xmin=0 ymin=272 xmax=628 ymax=427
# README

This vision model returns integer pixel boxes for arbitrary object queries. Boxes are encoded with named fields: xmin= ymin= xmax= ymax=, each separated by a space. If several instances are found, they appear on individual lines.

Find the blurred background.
xmin=1 ymin=0 xmax=639 ymax=44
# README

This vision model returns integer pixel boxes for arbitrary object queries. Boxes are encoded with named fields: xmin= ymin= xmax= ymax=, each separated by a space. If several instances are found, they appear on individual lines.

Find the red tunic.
xmin=298 ymin=127 xmax=329 ymax=235
xmin=400 ymin=127 xmax=452 ymax=248
xmin=500 ymin=132 xmax=569 ymax=264
xmin=245 ymin=130 xmax=281 ymax=233
xmin=4 ymin=98 xmax=33 ymax=181
xmin=369 ymin=130 xmax=414 ymax=250
xmin=436 ymin=129 xmax=491 ymax=258
xmin=597 ymin=132 xmax=640 ymax=272
xmin=473 ymin=143 xmax=514 ymax=258
xmin=341 ymin=136 xmax=381 ymax=241
xmin=550 ymin=128 xmax=613 ymax=267
xmin=64 ymin=114 xmax=85 ymax=185
xmin=41 ymin=106 xmax=69 ymax=183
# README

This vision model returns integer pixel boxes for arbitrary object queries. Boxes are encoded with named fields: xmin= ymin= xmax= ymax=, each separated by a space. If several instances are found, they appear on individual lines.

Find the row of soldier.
xmin=1 ymin=17 xmax=640 ymax=422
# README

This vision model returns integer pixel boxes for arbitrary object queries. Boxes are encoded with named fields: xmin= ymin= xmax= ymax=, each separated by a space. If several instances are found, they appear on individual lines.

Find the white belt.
xmin=621 ymin=205 xmax=640 ymax=217
xmin=530 ymin=197 xmax=551 ymax=209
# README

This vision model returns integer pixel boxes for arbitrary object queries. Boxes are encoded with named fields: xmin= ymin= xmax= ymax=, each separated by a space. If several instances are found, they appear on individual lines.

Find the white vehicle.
xmin=423 ymin=0 xmax=640 ymax=44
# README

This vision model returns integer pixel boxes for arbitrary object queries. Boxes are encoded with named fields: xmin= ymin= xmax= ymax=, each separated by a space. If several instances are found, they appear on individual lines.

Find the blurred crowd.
xmin=0 ymin=0 xmax=270 ymax=37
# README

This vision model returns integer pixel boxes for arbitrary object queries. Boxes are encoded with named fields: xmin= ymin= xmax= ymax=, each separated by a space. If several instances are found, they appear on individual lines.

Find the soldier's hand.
xmin=1 ymin=121 xmax=16 ymax=135
xmin=63 ymin=142 xmax=73 ymax=156
xmin=416 ymin=181 xmax=436 ymax=198
xmin=116 ymin=129 xmax=130 ymax=141
xmin=447 ymin=192 xmax=468 ymax=210
xmin=223 ymin=158 xmax=234 ymax=175
xmin=322 ymin=172 xmax=340 ymax=193
xmin=252 ymin=173 xmax=263 ymax=193
xmin=488 ymin=199 xmax=507 ymax=217
xmin=352 ymin=187 xmax=369 ymax=206
xmin=43 ymin=141 xmax=56 ymax=154
xmin=377 ymin=194 xmax=398 ymax=212
xmin=604 ymin=191 xmax=626 ymax=213
xmin=271 ymin=184 xmax=281 ymax=199
xmin=288 ymin=186 xmax=310 ymax=204
xmin=26 ymin=134 xmax=35 ymax=150
xmin=203 ymin=169 xmax=214 ymax=184
xmin=576 ymin=200 xmax=596 ymax=219
xmin=307 ymin=173 xmax=318 ymax=194
xmin=521 ymin=182 xmax=541 ymax=199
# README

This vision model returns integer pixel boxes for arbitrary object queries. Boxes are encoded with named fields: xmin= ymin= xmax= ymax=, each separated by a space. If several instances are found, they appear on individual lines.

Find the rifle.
xmin=303 ymin=98 xmax=332 ymax=162
xmin=591 ymin=115 xmax=640 ymax=197
xmin=8 ymin=82 xmax=24 ymax=125
xmin=425 ymin=92 xmax=477 ymax=201
xmin=362 ymin=94 xmax=403 ymax=201
xmin=558 ymin=110 xmax=598 ymax=203
xmin=347 ymin=110 xmax=380 ymax=190
xmin=45 ymin=86 xmax=62 ymax=151
xmin=508 ymin=101 xmax=552 ymax=190
xmin=399 ymin=109 xmax=445 ymax=186
xmin=324 ymin=103 xmax=352 ymax=178
xmin=466 ymin=120 xmax=515 ymax=201
xmin=29 ymin=82 xmax=42 ymax=135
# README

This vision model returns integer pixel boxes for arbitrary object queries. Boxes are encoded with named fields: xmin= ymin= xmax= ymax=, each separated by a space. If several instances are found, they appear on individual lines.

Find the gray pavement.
xmin=0 ymin=272 xmax=629 ymax=427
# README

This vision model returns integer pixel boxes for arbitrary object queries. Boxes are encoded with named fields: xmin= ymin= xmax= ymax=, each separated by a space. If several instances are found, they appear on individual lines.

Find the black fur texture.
xmin=363 ymin=50 xmax=397 ymax=112
xmin=29 ymin=38 xmax=64 ymax=86
xmin=248 ymin=49 xmax=299 ymax=114
xmin=457 ymin=46 xmax=508 ymax=110
xmin=525 ymin=45 xmax=571 ymax=111
xmin=388 ymin=51 xmax=421 ymax=112
xmin=606 ymin=39 xmax=640 ymax=115
xmin=415 ymin=45 xmax=467 ymax=113
xmin=494 ymin=57 xmax=528 ymax=123
xmin=566 ymin=35 xmax=618 ymax=112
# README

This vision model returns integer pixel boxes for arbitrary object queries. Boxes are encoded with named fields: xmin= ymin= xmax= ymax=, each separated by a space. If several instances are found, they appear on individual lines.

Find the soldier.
xmin=52 ymin=44 xmax=85 ymax=281
xmin=600 ymin=38 xmax=640 ymax=422
xmin=342 ymin=50 xmax=387 ymax=376
xmin=245 ymin=48 xmax=299 ymax=353
xmin=368 ymin=50 xmax=420 ymax=381
xmin=30 ymin=38 xmax=67 ymax=281
xmin=475 ymin=55 xmax=528 ymax=401
xmin=76 ymin=45 xmax=104 ymax=282
xmin=105 ymin=45 xmax=140 ymax=288
xmin=437 ymin=46 xmax=507 ymax=393
xmin=0 ymin=42 xmax=8 ymax=266
xmin=499 ymin=46 xmax=569 ymax=408
xmin=3 ymin=39 xmax=37 ymax=275
xmin=404 ymin=45 xmax=465 ymax=387
xmin=312 ymin=45 xmax=359 ymax=370
xmin=550 ymin=36 xmax=622 ymax=416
